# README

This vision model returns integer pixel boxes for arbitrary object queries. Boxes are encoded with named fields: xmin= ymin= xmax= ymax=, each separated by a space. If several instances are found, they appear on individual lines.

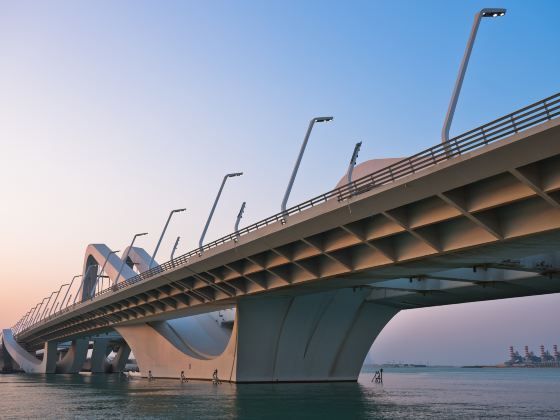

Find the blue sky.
xmin=0 ymin=0 xmax=559 ymax=365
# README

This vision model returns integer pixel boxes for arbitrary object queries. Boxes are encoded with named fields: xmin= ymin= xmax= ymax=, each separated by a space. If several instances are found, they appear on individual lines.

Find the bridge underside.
xmin=3 ymin=248 xmax=560 ymax=381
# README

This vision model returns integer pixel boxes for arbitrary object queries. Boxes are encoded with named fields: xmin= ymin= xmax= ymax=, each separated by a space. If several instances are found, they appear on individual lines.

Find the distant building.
xmin=505 ymin=345 xmax=559 ymax=367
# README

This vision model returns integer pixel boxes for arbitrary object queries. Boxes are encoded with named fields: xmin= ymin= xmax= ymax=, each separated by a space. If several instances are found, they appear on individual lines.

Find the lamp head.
xmin=314 ymin=116 xmax=334 ymax=123
xmin=228 ymin=172 xmax=243 ymax=177
xmin=481 ymin=8 xmax=506 ymax=17
xmin=173 ymin=208 xmax=187 ymax=213
xmin=136 ymin=232 xmax=148 ymax=237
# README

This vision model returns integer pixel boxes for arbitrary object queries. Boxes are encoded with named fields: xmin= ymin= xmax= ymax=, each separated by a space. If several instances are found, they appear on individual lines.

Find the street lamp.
xmin=347 ymin=141 xmax=362 ymax=185
xmin=114 ymin=232 xmax=148 ymax=286
xmin=234 ymin=202 xmax=246 ymax=234
xmin=73 ymin=265 xmax=98 ymax=304
xmin=281 ymin=116 xmax=333 ymax=213
xmin=47 ymin=283 xmax=69 ymax=317
xmin=22 ymin=305 xmax=38 ymax=331
xmin=199 ymin=173 xmax=243 ymax=249
xmin=150 ymin=208 xmax=186 ymax=268
xmin=15 ymin=311 xmax=29 ymax=334
xmin=60 ymin=275 xmax=81 ymax=309
xmin=31 ymin=297 xmax=49 ymax=325
xmin=97 ymin=250 xmax=119 ymax=290
xmin=170 ymin=236 xmax=181 ymax=261
xmin=16 ymin=311 xmax=29 ymax=333
xmin=441 ymin=8 xmax=506 ymax=144
xmin=40 ymin=291 xmax=58 ymax=321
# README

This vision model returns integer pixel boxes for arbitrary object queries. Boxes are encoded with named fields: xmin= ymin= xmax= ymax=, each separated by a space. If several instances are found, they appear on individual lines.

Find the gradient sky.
xmin=1 ymin=0 xmax=559 ymax=365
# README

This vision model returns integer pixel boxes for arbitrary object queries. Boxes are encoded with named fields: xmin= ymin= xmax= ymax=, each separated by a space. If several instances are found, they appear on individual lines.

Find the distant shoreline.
xmin=363 ymin=363 xmax=560 ymax=370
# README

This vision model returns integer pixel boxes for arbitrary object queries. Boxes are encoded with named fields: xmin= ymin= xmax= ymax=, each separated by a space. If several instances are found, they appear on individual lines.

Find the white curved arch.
xmin=82 ymin=244 xmax=136 ymax=284
xmin=80 ymin=244 xmax=147 ymax=300
xmin=1 ymin=329 xmax=57 ymax=373
xmin=163 ymin=311 xmax=234 ymax=359
xmin=121 ymin=246 xmax=153 ymax=274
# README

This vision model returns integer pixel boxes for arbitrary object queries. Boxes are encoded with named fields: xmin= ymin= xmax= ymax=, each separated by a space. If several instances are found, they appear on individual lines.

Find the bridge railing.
xmin=12 ymin=92 xmax=560 ymax=337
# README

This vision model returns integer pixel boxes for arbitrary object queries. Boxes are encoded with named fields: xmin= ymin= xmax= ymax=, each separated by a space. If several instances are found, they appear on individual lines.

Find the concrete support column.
xmin=90 ymin=338 xmax=111 ymax=373
xmin=108 ymin=342 xmax=131 ymax=373
xmin=116 ymin=320 xmax=238 ymax=381
xmin=1 ymin=341 xmax=15 ymax=372
xmin=116 ymin=288 xmax=398 ymax=382
xmin=234 ymin=288 xmax=398 ymax=382
xmin=56 ymin=339 xmax=88 ymax=373
xmin=42 ymin=341 xmax=59 ymax=374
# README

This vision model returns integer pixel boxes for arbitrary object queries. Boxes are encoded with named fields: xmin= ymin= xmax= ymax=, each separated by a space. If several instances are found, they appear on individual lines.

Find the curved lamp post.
xmin=170 ymin=236 xmax=181 ymax=261
xmin=441 ymin=8 xmax=506 ymax=144
xmin=199 ymin=173 xmax=243 ymax=249
xmin=114 ymin=232 xmax=148 ymax=286
xmin=281 ymin=116 xmax=333 ymax=213
xmin=97 ymin=250 xmax=119 ymax=291
xmin=47 ymin=283 xmax=69 ymax=317
xmin=150 ymin=208 xmax=186 ymax=268
xmin=22 ymin=305 xmax=38 ymax=331
xmin=30 ymin=298 xmax=48 ymax=325
xmin=60 ymin=275 xmax=81 ymax=310
xmin=234 ymin=202 xmax=246 ymax=234
xmin=73 ymin=265 xmax=98 ymax=304
xmin=40 ymin=291 xmax=58 ymax=321
xmin=347 ymin=141 xmax=362 ymax=184
xmin=15 ymin=311 xmax=30 ymax=334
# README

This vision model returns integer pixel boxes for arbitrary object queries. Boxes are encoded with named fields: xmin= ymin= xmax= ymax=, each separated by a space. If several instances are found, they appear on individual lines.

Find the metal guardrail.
xmin=12 ymin=92 xmax=560 ymax=337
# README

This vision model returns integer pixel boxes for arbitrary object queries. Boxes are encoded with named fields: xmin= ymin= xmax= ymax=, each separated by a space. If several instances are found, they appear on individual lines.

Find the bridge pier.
xmin=234 ymin=289 xmax=398 ymax=382
xmin=116 ymin=289 xmax=398 ymax=382
xmin=1 ymin=329 xmax=58 ymax=373
xmin=1 ymin=339 xmax=15 ymax=372
xmin=89 ymin=338 xmax=112 ymax=373
xmin=108 ymin=342 xmax=131 ymax=373
xmin=56 ymin=339 xmax=89 ymax=374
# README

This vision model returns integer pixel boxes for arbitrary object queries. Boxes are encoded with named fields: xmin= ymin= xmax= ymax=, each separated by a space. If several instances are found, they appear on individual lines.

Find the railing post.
xmin=454 ymin=140 xmax=462 ymax=155
xmin=510 ymin=115 xmax=518 ymax=133
xmin=544 ymin=100 xmax=551 ymax=120
xmin=430 ymin=149 xmax=437 ymax=164
xmin=481 ymin=127 xmax=488 ymax=144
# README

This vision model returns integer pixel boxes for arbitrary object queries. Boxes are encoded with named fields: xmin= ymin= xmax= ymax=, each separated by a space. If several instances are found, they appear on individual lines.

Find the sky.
xmin=0 ymin=0 xmax=559 ymax=366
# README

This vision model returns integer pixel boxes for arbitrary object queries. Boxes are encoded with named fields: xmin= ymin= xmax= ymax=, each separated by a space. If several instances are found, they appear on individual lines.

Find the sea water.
xmin=1 ymin=367 xmax=559 ymax=419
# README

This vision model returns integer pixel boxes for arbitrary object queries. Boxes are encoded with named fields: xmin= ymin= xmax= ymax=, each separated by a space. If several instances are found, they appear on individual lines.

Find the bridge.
xmin=2 ymin=93 xmax=560 ymax=382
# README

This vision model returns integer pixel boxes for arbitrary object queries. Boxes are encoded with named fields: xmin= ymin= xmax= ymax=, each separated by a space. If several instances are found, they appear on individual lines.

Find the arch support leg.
xmin=108 ymin=342 xmax=131 ymax=373
xmin=115 ymin=320 xmax=238 ymax=381
xmin=115 ymin=289 xmax=397 ymax=383
xmin=90 ymin=338 xmax=111 ymax=373
xmin=56 ymin=339 xmax=88 ymax=373
xmin=1 ymin=339 xmax=15 ymax=372
xmin=1 ymin=329 xmax=58 ymax=373
xmin=235 ymin=289 xmax=398 ymax=382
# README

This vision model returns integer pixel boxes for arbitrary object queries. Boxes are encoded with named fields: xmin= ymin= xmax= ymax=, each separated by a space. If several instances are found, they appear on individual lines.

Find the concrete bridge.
xmin=2 ymin=93 xmax=560 ymax=382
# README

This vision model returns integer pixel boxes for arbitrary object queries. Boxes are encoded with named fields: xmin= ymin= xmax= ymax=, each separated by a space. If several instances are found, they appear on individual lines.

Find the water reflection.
xmin=234 ymin=381 xmax=375 ymax=419
xmin=2 ymin=369 xmax=560 ymax=419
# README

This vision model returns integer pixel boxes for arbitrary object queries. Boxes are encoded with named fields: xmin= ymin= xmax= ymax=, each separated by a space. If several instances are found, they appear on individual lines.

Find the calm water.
xmin=1 ymin=368 xmax=559 ymax=419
